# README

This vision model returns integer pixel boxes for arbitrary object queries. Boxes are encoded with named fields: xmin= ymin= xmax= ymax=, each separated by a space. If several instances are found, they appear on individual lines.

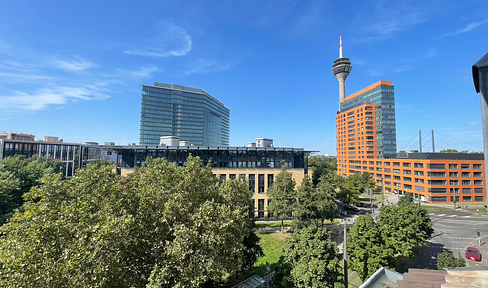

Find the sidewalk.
xmin=466 ymin=236 xmax=488 ymax=267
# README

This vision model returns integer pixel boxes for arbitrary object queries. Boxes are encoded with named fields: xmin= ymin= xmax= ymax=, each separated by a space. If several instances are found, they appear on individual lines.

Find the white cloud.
xmin=392 ymin=65 xmax=414 ymax=73
xmin=289 ymin=5 xmax=322 ymax=35
xmin=0 ymin=72 xmax=54 ymax=81
xmin=183 ymin=59 xmax=239 ymax=76
xmin=469 ymin=121 xmax=479 ymax=126
xmin=124 ymin=22 xmax=192 ymax=58
xmin=52 ymin=56 xmax=98 ymax=71
xmin=424 ymin=47 xmax=439 ymax=60
xmin=0 ymin=84 xmax=110 ymax=111
xmin=443 ymin=19 xmax=488 ymax=37
xmin=117 ymin=66 xmax=161 ymax=79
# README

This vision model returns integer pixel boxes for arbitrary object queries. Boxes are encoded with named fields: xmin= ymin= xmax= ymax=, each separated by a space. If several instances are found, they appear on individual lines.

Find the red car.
xmin=465 ymin=247 xmax=482 ymax=262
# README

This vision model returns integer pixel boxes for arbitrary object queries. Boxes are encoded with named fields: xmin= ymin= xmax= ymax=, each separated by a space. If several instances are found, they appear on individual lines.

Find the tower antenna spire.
xmin=340 ymin=36 xmax=343 ymax=58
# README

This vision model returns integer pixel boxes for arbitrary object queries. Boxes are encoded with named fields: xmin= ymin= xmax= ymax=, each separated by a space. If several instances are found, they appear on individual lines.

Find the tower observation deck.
xmin=331 ymin=36 xmax=352 ymax=111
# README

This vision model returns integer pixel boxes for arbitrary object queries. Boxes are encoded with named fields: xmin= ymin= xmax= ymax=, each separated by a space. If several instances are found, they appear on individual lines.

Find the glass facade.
xmin=139 ymin=83 xmax=230 ymax=146
xmin=111 ymin=146 xmax=308 ymax=170
xmin=0 ymin=139 xmax=83 ymax=177
xmin=341 ymin=83 xmax=397 ymax=158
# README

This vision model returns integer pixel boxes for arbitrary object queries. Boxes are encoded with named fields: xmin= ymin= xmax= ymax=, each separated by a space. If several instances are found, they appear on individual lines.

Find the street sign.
xmin=266 ymin=262 xmax=270 ymax=272
xmin=478 ymin=228 xmax=481 ymax=237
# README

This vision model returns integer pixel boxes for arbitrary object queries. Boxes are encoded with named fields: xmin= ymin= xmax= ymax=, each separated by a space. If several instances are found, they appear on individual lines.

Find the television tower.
xmin=331 ymin=36 xmax=352 ymax=111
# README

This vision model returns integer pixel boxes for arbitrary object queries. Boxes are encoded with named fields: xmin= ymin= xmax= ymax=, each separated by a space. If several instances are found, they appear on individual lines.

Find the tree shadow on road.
xmin=410 ymin=242 xmax=445 ymax=270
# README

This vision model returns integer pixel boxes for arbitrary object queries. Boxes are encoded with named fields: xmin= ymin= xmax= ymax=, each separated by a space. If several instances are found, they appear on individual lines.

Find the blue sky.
xmin=0 ymin=0 xmax=487 ymax=155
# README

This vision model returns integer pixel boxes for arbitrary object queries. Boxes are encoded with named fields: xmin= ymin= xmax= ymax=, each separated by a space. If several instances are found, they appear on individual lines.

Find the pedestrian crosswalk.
xmin=428 ymin=213 xmax=471 ymax=218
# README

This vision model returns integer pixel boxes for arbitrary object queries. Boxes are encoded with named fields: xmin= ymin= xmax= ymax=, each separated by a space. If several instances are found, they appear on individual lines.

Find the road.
xmin=411 ymin=210 xmax=488 ymax=269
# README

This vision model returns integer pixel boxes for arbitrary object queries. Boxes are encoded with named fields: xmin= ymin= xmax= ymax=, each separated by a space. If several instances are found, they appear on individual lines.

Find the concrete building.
xmin=0 ymin=132 xmax=35 ymax=141
xmin=100 ymin=138 xmax=313 ymax=218
xmin=332 ymin=40 xmax=486 ymax=204
xmin=139 ymin=82 xmax=230 ymax=147
xmin=332 ymin=36 xmax=353 ymax=110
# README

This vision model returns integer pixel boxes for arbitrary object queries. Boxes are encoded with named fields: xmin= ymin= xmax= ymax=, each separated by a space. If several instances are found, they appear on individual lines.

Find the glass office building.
xmin=340 ymin=81 xmax=397 ymax=158
xmin=139 ymin=82 xmax=230 ymax=146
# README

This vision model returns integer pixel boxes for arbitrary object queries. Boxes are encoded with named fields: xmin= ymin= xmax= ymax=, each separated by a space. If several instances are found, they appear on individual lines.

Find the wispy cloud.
xmin=392 ymin=65 xmax=414 ymax=73
xmin=51 ymin=56 xmax=99 ymax=71
xmin=124 ymin=22 xmax=192 ymax=57
xmin=424 ymin=47 xmax=439 ymax=60
xmin=183 ymin=59 xmax=239 ymax=76
xmin=367 ymin=68 xmax=384 ymax=76
xmin=355 ymin=1 xmax=427 ymax=43
xmin=117 ymin=66 xmax=161 ymax=79
xmin=289 ymin=5 xmax=322 ymax=35
xmin=469 ymin=121 xmax=479 ymax=126
xmin=0 ymin=84 xmax=110 ymax=111
xmin=442 ymin=19 xmax=488 ymax=37
xmin=0 ymin=72 xmax=54 ymax=81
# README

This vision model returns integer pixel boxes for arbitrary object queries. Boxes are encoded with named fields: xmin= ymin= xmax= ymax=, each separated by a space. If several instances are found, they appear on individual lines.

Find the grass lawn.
xmin=255 ymin=221 xmax=293 ymax=228
xmin=422 ymin=206 xmax=453 ymax=213
xmin=466 ymin=207 xmax=487 ymax=214
xmin=240 ymin=232 xmax=290 ymax=280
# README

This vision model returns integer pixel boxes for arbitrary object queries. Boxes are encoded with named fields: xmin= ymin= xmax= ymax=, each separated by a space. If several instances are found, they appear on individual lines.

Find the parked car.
xmin=344 ymin=205 xmax=359 ymax=212
xmin=465 ymin=247 xmax=481 ymax=262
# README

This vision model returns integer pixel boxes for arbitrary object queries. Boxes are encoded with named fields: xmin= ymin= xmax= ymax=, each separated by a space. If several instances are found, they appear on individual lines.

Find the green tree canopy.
xmin=274 ymin=226 xmax=343 ymax=288
xmin=307 ymin=156 xmax=337 ymax=186
xmin=0 ymin=155 xmax=63 ymax=224
xmin=348 ymin=214 xmax=396 ymax=281
xmin=397 ymin=192 xmax=414 ymax=207
xmin=0 ymin=156 xmax=259 ymax=288
xmin=378 ymin=204 xmax=434 ymax=258
xmin=437 ymin=250 xmax=466 ymax=270
xmin=267 ymin=164 xmax=296 ymax=232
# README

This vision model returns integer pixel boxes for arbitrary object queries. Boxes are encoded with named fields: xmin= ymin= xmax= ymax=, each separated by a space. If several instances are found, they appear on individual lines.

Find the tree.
xmin=378 ymin=204 xmax=434 ymax=258
xmin=274 ymin=226 xmax=343 ymax=288
xmin=308 ymin=156 xmax=337 ymax=186
xmin=314 ymin=176 xmax=339 ymax=225
xmin=348 ymin=214 xmax=396 ymax=281
xmin=0 ymin=155 xmax=63 ymax=225
xmin=294 ymin=175 xmax=316 ymax=228
xmin=336 ymin=173 xmax=363 ymax=206
xmin=267 ymin=164 xmax=296 ymax=233
xmin=0 ymin=156 xmax=259 ymax=288
xmin=398 ymin=192 xmax=414 ymax=207
xmin=359 ymin=172 xmax=376 ymax=190
xmin=437 ymin=250 xmax=466 ymax=270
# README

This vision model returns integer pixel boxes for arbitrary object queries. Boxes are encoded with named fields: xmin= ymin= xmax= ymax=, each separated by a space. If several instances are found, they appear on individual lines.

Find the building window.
xmin=393 ymin=162 xmax=400 ymax=167
xmin=450 ymin=180 xmax=459 ymax=185
xmin=449 ymin=172 xmax=458 ymax=177
xmin=220 ymin=174 xmax=226 ymax=181
xmin=229 ymin=174 xmax=236 ymax=180
xmin=463 ymin=196 xmax=472 ymax=202
xmin=462 ymin=180 xmax=471 ymax=185
xmin=268 ymin=174 xmax=274 ymax=188
xmin=394 ymin=176 xmax=401 ymax=181
xmin=461 ymin=172 xmax=471 ymax=177
xmin=414 ymin=171 xmax=424 ymax=176
xmin=404 ymin=177 xmax=412 ymax=182
xmin=428 ymin=164 xmax=446 ymax=169
xmin=473 ymin=164 xmax=482 ymax=169
xmin=461 ymin=164 xmax=470 ymax=169
xmin=258 ymin=199 xmax=265 ymax=218
xmin=449 ymin=164 xmax=458 ymax=169
xmin=384 ymin=162 xmax=391 ymax=166
xmin=427 ymin=172 xmax=446 ymax=177
xmin=249 ymin=174 xmax=255 ymax=193
xmin=258 ymin=174 xmax=265 ymax=193
xmin=403 ymin=163 xmax=411 ymax=168
xmin=474 ymin=180 xmax=483 ymax=185
xmin=239 ymin=174 xmax=246 ymax=182
xmin=474 ymin=172 xmax=483 ymax=177
xmin=415 ymin=178 xmax=424 ymax=184
xmin=475 ymin=188 xmax=483 ymax=194
xmin=403 ymin=170 xmax=412 ymax=175
xmin=462 ymin=188 xmax=471 ymax=194
xmin=414 ymin=163 xmax=423 ymax=168
xmin=475 ymin=196 xmax=484 ymax=202
xmin=428 ymin=180 xmax=446 ymax=186
xmin=393 ymin=169 xmax=400 ymax=174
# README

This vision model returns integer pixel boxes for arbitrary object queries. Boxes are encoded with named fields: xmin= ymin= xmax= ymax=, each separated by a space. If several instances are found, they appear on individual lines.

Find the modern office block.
xmin=139 ymin=82 xmax=230 ymax=147
xmin=332 ymin=41 xmax=485 ymax=203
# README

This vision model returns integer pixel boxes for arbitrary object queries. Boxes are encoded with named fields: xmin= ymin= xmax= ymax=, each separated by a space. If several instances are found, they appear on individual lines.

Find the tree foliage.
xmin=307 ymin=156 xmax=337 ymax=186
xmin=0 ymin=155 xmax=63 ymax=224
xmin=378 ymin=204 xmax=434 ymax=258
xmin=274 ymin=226 xmax=343 ymax=288
xmin=348 ymin=214 xmax=396 ymax=281
xmin=398 ymin=192 xmax=414 ymax=207
xmin=0 ymin=156 xmax=260 ymax=288
xmin=267 ymin=164 xmax=296 ymax=231
xmin=437 ymin=250 xmax=466 ymax=270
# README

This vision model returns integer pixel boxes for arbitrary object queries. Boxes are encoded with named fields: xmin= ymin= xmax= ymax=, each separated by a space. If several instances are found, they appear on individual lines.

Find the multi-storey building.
xmin=139 ymin=82 xmax=230 ymax=147
xmin=332 ymin=39 xmax=486 ymax=203
xmin=104 ymin=138 xmax=313 ymax=218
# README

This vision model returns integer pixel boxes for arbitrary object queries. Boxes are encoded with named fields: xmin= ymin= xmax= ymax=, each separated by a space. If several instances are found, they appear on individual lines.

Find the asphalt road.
xmin=411 ymin=210 xmax=488 ymax=269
